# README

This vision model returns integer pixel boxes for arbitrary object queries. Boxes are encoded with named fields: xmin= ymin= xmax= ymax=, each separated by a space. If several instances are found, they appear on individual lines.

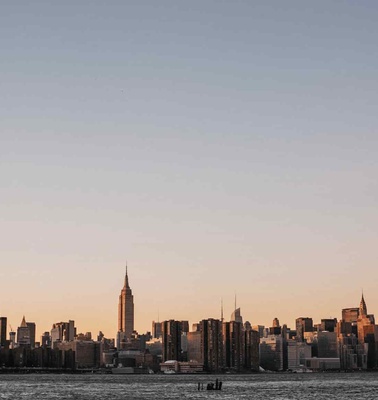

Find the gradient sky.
xmin=1 ymin=1 xmax=378 ymax=340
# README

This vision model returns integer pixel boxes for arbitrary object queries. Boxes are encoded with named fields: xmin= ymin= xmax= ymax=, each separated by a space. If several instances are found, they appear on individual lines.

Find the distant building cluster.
xmin=0 ymin=268 xmax=377 ymax=373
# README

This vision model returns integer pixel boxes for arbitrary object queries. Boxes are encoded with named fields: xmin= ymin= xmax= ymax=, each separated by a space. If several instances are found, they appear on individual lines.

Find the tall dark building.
xmin=200 ymin=319 xmax=223 ymax=372
xmin=295 ymin=317 xmax=313 ymax=342
xmin=223 ymin=321 xmax=243 ymax=371
xmin=0 ymin=317 xmax=7 ymax=347
xmin=243 ymin=324 xmax=260 ymax=371
xmin=117 ymin=265 xmax=134 ymax=346
xmin=162 ymin=320 xmax=182 ymax=362
xmin=152 ymin=321 xmax=162 ymax=339
xmin=317 ymin=331 xmax=338 ymax=358
xmin=180 ymin=321 xmax=189 ymax=333
xmin=27 ymin=322 xmax=36 ymax=348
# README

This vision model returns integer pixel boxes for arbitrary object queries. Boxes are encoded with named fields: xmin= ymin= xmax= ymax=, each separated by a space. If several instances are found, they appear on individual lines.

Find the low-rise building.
xmin=305 ymin=357 xmax=340 ymax=371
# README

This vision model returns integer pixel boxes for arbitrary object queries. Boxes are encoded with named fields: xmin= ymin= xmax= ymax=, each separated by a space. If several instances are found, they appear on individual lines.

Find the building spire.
xmin=20 ymin=315 xmax=27 ymax=328
xmin=234 ymin=292 xmax=237 ymax=312
xmin=124 ymin=261 xmax=130 ymax=289
xmin=221 ymin=298 xmax=224 ymax=323
xmin=359 ymin=290 xmax=367 ymax=317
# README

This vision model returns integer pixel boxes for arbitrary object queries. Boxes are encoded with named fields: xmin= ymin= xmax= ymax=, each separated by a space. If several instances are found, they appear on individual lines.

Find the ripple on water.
xmin=1 ymin=373 xmax=378 ymax=399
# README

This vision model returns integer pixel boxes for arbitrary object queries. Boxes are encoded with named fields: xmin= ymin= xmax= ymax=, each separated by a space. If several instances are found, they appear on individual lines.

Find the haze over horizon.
xmin=1 ymin=1 xmax=378 ymax=340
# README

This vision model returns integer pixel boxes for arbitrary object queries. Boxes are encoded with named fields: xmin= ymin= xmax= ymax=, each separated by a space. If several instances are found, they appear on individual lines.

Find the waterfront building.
xmin=187 ymin=331 xmax=202 ymax=363
xmin=57 ymin=339 xmax=101 ymax=368
xmin=135 ymin=350 xmax=160 ymax=372
xmin=337 ymin=334 xmax=360 ymax=370
xmin=159 ymin=359 xmax=203 ymax=373
xmin=162 ymin=320 xmax=183 ymax=362
xmin=102 ymin=348 xmax=117 ymax=367
xmin=305 ymin=357 xmax=340 ymax=371
xmin=243 ymin=325 xmax=260 ymax=371
xmin=259 ymin=334 xmax=283 ymax=371
xmin=181 ymin=332 xmax=188 ymax=361
xmin=287 ymin=340 xmax=312 ymax=370
xmin=199 ymin=318 xmax=223 ymax=372
xmin=317 ymin=331 xmax=338 ymax=358
xmin=223 ymin=321 xmax=243 ymax=371
xmin=145 ymin=337 xmax=163 ymax=357
xmin=117 ymin=265 xmax=134 ymax=348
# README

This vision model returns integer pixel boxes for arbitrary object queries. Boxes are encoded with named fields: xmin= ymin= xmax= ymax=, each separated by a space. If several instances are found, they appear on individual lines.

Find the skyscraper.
xmin=152 ymin=321 xmax=162 ymax=339
xmin=223 ymin=320 xmax=243 ymax=371
xmin=17 ymin=316 xmax=31 ymax=346
xmin=356 ymin=293 xmax=376 ymax=368
xmin=0 ymin=317 xmax=7 ymax=347
xmin=359 ymin=293 xmax=368 ymax=318
xmin=342 ymin=307 xmax=359 ymax=323
xmin=117 ymin=265 xmax=134 ymax=348
xmin=51 ymin=320 xmax=76 ymax=347
xmin=26 ymin=322 xmax=36 ymax=348
xmin=295 ymin=317 xmax=313 ymax=342
xmin=199 ymin=318 xmax=223 ymax=372
xmin=162 ymin=320 xmax=182 ymax=362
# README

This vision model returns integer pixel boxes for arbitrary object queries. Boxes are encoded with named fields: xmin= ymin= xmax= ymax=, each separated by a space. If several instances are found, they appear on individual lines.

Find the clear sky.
xmin=1 ymin=1 xmax=378 ymax=340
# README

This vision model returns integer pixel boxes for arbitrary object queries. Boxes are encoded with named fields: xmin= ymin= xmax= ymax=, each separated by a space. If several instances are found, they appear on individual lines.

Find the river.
xmin=0 ymin=372 xmax=376 ymax=399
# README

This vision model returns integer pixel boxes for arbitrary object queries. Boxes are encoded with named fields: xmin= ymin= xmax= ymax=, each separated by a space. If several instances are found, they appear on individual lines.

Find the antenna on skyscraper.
xmin=234 ymin=292 xmax=237 ymax=312
xmin=221 ymin=298 xmax=224 ymax=323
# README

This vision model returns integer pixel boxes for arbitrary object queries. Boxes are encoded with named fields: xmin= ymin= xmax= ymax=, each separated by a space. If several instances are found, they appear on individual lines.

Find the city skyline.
xmin=0 ymin=266 xmax=374 ymax=342
xmin=1 ymin=1 xmax=378 ymax=341
xmin=1 ymin=276 xmax=376 ymax=372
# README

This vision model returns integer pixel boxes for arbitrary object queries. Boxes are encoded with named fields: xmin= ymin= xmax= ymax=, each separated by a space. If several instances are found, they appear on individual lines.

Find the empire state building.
xmin=117 ymin=266 xmax=134 ymax=346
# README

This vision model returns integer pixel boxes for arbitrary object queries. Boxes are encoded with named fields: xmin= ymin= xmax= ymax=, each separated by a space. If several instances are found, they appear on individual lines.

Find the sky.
xmin=1 ymin=1 xmax=378 ymax=340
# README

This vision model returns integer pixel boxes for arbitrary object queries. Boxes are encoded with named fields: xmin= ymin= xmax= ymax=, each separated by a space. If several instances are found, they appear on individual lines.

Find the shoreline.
xmin=1 ymin=368 xmax=378 ymax=375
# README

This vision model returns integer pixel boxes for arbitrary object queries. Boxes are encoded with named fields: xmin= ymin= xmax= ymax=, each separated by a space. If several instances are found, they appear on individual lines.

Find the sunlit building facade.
xmin=117 ymin=266 xmax=134 ymax=348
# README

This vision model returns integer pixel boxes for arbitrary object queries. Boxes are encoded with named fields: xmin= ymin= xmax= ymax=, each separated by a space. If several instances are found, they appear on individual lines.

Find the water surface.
xmin=0 ymin=372 xmax=376 ymax=399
